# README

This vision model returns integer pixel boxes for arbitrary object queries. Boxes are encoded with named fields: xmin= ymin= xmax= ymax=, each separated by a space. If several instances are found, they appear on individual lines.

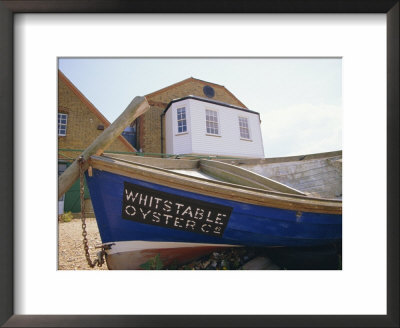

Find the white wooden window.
xmin=177 ymin=107 xmax=187 ymax=133
xmin=206 ymin=109 xmax=219 ymax=135
xmin=58 ymin=113 xmax=68 ymax=136
xmin=239 ymin=116 xmax=250 ymax=139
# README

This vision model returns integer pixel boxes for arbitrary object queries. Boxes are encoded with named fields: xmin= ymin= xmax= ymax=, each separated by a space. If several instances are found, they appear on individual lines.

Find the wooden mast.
xmin=58 ymin=96 xmax=150 ymax=199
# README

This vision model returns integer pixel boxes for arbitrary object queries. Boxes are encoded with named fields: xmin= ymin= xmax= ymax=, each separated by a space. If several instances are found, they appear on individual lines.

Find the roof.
xmin=145 ymin=77 xmax=248 ymax=109
xmin=58 ymin=70 xmax=136 ymax=152
xmin=162 ymin=95 xmax=260 ymax=116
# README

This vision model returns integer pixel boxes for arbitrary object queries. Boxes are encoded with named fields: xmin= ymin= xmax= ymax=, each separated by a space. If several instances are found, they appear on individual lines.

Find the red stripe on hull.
xmin=106 ymin=245 xmax=228 ymax=270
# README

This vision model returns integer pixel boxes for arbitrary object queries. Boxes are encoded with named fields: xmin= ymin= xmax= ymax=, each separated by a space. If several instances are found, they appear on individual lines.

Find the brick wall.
xmin=141 ymin=105 xmax=164 ymax=154
xmin=147 ymin=80 xmax=245 ymax=107
xmin=58 ymin=76 xmax=134 ymax=160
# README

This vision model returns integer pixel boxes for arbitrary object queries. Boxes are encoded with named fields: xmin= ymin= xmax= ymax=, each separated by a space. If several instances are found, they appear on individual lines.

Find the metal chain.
xmin=78 ymin=156 xmax=105 ymax=268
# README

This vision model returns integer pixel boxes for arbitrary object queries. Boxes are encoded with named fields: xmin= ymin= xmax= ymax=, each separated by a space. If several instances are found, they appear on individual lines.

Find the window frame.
xmin=176 ymin=107 xmax=188 ymax=135
xmin=205 ymin=109 xmax=220 ymax=136
xmin=238 ymin=116 xmax=251 ymax=140
xmin=58 ymin=113 xmax=68 ymax=136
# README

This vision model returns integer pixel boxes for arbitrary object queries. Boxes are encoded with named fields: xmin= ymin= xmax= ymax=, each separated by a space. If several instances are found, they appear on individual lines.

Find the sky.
xmin=58 ymin=58 xmax=342 ymax=157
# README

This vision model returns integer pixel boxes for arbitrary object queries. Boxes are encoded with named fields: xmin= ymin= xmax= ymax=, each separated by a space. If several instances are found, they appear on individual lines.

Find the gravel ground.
xmin=58 ymin=218 xmax=108 ymax=270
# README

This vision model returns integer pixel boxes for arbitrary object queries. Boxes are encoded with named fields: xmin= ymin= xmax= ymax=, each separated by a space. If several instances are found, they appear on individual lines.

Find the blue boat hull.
xmin=86 ymin=168 xmax=342 ymax=248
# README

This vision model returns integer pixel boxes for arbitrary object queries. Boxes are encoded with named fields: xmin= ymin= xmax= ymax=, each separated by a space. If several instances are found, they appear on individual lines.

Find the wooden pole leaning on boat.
xmin=58 ymin=96 xmax=150 ymax=199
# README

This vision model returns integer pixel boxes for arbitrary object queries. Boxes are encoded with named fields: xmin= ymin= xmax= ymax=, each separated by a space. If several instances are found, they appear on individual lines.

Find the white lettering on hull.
xmin=122 ymin=182 xmax=232 ymax=238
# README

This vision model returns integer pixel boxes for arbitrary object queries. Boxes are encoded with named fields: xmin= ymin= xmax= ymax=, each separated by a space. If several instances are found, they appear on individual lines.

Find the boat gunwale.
xmin=105 ymin=152 xmax=199 ymax=169
xmin=89 ymin=155 xmax=342 ymax=215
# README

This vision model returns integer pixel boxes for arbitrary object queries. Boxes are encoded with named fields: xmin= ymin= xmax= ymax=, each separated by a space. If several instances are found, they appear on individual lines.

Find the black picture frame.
xmin=0 ymin=1 xmax=398 ymax=327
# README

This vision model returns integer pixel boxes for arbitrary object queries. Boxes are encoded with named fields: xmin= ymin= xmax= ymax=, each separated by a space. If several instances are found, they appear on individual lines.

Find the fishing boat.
xmin=83 ymin=151 xmax=341 ymax=269
xmin=58 ymin=97 xmax=342 ymax=270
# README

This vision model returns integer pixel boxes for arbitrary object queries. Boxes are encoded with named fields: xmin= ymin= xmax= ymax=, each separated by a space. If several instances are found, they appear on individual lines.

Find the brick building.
xmin=58 ymin=74 xmax=263 ymax=213
xmin=134 ymin=77 xmax=250 ymax=155
xmin=58 ymin=70 xmax=135 ymax=214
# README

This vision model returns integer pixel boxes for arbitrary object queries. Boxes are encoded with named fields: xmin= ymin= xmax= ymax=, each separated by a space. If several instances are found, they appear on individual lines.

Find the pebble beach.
xmin=58 ymin=218 xmax=107 ymax=270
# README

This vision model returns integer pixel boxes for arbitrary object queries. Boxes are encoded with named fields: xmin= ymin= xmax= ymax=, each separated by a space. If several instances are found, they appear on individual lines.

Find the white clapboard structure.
xmin=163 ymin=96 xmax=265 ymax=158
